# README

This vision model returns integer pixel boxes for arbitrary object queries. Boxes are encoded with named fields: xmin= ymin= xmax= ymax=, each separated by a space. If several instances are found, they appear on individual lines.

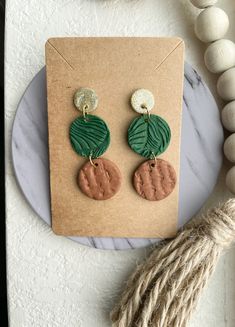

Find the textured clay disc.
xmin=133 ymin=159 xmax=177 ymax=201
xmin=78 ymin=158 xmax=121 ymax=200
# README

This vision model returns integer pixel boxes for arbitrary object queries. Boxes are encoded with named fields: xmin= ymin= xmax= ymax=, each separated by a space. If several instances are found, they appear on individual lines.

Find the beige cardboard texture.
xmin=45 ymin=37 xmax=184 ymax=238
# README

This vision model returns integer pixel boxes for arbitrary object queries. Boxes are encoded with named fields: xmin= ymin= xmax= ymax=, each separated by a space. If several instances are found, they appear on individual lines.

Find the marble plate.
xmin=12 ymin=63 xmax=223 ymax=250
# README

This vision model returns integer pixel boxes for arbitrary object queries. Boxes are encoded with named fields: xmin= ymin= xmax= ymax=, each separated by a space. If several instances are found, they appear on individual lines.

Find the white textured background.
xmin=5 ymin=0 xmax=235 ymax=326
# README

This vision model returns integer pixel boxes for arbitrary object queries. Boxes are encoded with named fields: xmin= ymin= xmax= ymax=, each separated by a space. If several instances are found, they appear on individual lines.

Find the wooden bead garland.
xmin=191 ymin=0 xmax=235 ymax=194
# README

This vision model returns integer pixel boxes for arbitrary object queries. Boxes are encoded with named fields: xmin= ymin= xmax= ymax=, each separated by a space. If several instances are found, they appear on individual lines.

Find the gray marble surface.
xmin=11 ymin=63 xmax=223 ymax=250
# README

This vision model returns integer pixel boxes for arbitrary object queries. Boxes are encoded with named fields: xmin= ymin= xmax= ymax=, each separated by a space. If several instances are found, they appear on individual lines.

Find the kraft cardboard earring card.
xmin=45 ymin=37 xmax=184 ymax=238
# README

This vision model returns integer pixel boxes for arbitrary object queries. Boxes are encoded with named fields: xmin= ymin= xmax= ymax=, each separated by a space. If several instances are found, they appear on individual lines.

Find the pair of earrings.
xmin=69 ymin=88 xmax=176 ymax=201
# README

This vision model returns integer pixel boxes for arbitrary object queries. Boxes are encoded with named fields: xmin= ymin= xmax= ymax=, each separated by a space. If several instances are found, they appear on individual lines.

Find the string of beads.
xmin=190 ymin=0 xmax=235 ymax=194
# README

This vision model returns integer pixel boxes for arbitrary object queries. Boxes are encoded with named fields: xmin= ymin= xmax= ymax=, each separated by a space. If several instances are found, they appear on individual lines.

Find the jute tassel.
xmin=111 ymin=199 xmax=235 ymax=327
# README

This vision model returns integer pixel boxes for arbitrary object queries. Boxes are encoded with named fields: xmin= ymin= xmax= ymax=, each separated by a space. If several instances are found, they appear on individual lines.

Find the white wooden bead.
xmin=195 ymin=7 xmax=229 ymax=43
xmin=226 ymin=166 xmax=235 ymax=194
xmin=224 ymin=134 xmax=235 ymax=163
xmin=131 ymin=89 xmax=155 ymax=114
xmin=190 ymin=0 xmax=217 ymax=9
xmin=204 ymin=40 xmax=235 ymax=74
xmin=221 ymin=101 xmax=235 ymax=132
xmin=217 ymin=68 xmax=235 ymax=101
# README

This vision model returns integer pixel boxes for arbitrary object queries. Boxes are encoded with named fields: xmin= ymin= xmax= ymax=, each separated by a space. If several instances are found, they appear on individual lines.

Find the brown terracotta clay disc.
xmin=133 ymin=159 xmax=177 ymax=201
xmin=78 ymin=158 xmax=121 ymax=200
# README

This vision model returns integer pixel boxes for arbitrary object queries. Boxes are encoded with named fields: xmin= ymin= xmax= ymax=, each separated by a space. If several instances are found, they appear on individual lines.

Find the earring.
xmin=128 ymin=89 xmax=177 ymax=201
xmin=69 ymin=88 xmax=121 ymax=200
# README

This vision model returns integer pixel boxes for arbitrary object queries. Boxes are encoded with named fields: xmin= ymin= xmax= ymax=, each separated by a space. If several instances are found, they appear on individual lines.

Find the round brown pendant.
xmin=78 ymin=158 xmax=121 ymax=200
xmin=133 ymin=159 xmax=177 ymax=201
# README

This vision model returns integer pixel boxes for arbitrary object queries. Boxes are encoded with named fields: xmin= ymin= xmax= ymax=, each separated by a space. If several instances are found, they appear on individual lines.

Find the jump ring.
xmin=89 ymin=154 xmax=97 ymax=168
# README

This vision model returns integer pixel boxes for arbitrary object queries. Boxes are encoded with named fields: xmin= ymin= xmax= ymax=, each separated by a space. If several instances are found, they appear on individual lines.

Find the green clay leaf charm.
xmin=69 ymin=114 xmax=110 ymax=158
xmin=128 ymin=114 xmax=171 ymax=159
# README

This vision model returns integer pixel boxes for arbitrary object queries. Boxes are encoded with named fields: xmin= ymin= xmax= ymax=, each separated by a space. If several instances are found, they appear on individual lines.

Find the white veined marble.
xmin=11 ymin=63 xmax=223 ymax=250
